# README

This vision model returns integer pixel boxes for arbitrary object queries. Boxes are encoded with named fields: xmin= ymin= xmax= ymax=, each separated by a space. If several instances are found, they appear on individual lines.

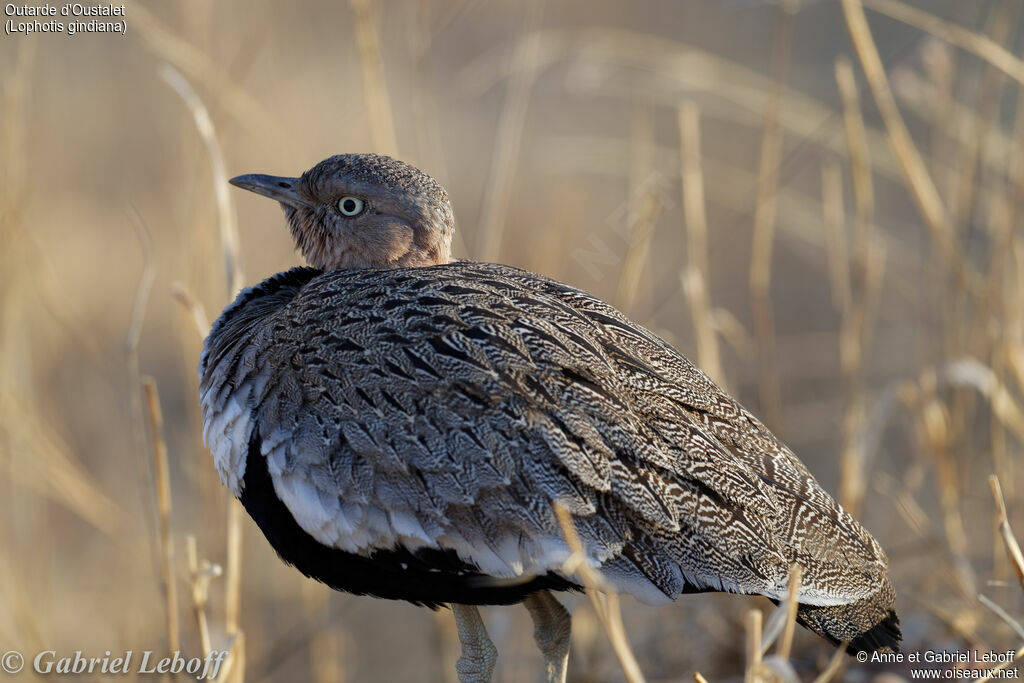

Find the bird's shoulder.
xmin=199 ymin=266 xmax=323 ymax=384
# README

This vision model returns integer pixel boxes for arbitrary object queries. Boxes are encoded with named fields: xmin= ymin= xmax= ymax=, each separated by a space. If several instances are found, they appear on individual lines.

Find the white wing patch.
xmin=201 ymin=386 xmax=253 ymax=497
xmin=204 ymin=388 xmax=864 ymax=608
xmin=204 ymin=381 xmax=866 ymax=607
xmin=263 ymin=455 xmax=683 ymax=600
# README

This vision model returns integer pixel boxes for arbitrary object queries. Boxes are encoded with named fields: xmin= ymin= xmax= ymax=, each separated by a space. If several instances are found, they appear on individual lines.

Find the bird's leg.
xmin=451 ymin=603 xmax=497 ymax=683
xmin=523 ymin=590 xmax=572 ymax=683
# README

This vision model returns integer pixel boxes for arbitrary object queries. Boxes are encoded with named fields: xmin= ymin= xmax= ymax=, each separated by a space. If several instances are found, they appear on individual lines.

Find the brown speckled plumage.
xmin=201 ymin=154 xmax=899 ymax=663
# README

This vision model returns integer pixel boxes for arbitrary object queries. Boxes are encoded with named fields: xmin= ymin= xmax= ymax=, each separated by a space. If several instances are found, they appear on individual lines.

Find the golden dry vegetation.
xmin=2 ymin=0 xmax=1024 ymax=681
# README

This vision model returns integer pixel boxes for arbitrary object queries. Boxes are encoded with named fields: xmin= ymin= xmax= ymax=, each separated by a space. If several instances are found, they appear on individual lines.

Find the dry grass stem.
xmin=833 ymin=70 xmax=888 ymax=518
xmin=0 ymin=554 xmax=46 ymax=657
xmin=186 ymin=534 xmax=223 ymax=658
xmin=849 ymin=240 xmax=886 ymax=399
xmin=711 ymin=308 xmax=754 ymax=358
xmin=822 ymin=161 xmax=850 ymax=314
xmin=948 ymin=0 xmax=1019 ymax=229
xmin=945 ymin=359 xmax=1024 ymax=445
xmin=125 ymin=207 xmax=157 ymax=541
xmin=124 ymin=207 xmax=156 ymax=361
xmin=922 ymin=40 xmax=956 ymax=208
xmin=875 ymin=471 xmax=930 ymax=535
xmin=841 ymin=0 xmax=982 ymax=295
xmin=989 ymin=475 xmax=1024 ymax=592
xmin=678 ymin=101 xmax=725 ymax=389
xmin=161 ymin=60 xmax=247 ymax=657
xmin=0 ymin=39 xmax=34 ymax=211
xmin=888 ymin=67 xmax=1016 ymax=183
xmin=694 ymin=672 xmax=710 ymax=683
xmin=553 ymin=503 xmax=646 ymax=683
xmin=744 ymin=609 xmax=763 ymax=683
xmin=541 ymin=131 xmax=922 ymax=304
xmin=220 ymin=631 xmax=246 ymax=683
xmin=838 ymin=367 xmax=866 ymax=519
xmin=0 ymin=395 xmax=123 ymax=534
xmin=171 ymin=282 xmax=211 ymax=341
xmin=132 ymin=4 xmax=281 ymax=149
xmin=777 ymin=565 xmax=802 ymax=659
xmin=862 ymin=0 xmax=1024 ymax=90
xmin=458 ymin=26 xmax=911 ymax=180
xmin=748 ymin=0 xmax=796 ymax=435
xmin=348 ymin=0 xmax=399 ymax=158
xmin=310 ymin=626 xmax=347 ymax=683
xmin=615 ymin=105 xmax=663 ymax=313
xmin=810 ymin=642 xmax=849 ymax=683
xmin=822 ymin=146 xmax=875 ymax=516
xmin=225 ymin=499 xmax=243 ymax=636
xmin=977 ymin=594 xmax=1024 ymax=641
xmin=904 ymin=380 xmax=976 ymax=595
xmin=160 ymin=64 xmax=244 ymax=296
xmin=759 ymin=565 xmax=802 ymax=658
xmin=914 ymin=595 xmax=985 ymax=650
xmin=143 ymin=377 xmax=180 ymax=653
xmin=981 ymin=85 xmax=1024 ymax=364
xmin=834 ymin=56 xmax=874 ymax=248
xmin=761 ymin=656 xmax=800 ymax=683
xmin=431 ymin=608 xmax=459 ymax=683
xmin=1008 ymin=343 xmax=1024 ymax=402
xmin=475 ymin=0 xmax=544 ymax=262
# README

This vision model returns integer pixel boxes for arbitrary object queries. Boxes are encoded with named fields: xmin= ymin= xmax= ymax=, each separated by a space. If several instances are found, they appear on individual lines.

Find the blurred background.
xmin=2 ymin=0 xmax=1024 ymax=680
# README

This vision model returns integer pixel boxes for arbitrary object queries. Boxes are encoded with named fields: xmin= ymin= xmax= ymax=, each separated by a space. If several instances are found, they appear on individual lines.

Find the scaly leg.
xmin=523 ymin=591 xmax=571 ymax=683
xmin=451 ymin=604 xmax=497 ymax=683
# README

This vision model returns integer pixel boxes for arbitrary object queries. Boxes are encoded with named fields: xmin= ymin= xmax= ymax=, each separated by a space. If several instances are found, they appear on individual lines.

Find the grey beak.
xmin=229 ymin=174 xmax=312 ymax=209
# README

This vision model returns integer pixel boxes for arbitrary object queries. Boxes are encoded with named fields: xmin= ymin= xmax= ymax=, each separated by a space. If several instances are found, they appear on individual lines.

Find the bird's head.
xmin=230 ymin=154 xmax=455 ymax=269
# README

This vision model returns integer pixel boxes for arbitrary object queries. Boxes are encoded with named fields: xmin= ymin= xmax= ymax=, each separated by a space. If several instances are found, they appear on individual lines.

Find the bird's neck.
xmin=317 ymin=245 xmax=453 ymax=270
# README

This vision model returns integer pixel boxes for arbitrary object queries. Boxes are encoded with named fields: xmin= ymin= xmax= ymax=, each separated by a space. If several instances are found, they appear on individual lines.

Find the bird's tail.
xmin=795 ymin=579 xmax=901 ymax=654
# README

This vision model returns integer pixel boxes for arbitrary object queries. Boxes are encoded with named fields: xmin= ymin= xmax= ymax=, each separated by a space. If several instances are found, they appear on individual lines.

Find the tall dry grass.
xmin=1 ymin=1 xmax=1024 ymax=681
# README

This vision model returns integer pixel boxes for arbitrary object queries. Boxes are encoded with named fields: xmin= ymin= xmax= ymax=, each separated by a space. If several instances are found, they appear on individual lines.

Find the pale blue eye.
xmin=337 ymin=197 xmax=365 ymax=216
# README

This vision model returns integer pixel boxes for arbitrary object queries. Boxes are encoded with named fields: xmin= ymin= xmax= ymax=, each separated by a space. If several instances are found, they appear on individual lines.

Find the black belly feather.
xmin=238 ymin=429 xmax=580 ymax=608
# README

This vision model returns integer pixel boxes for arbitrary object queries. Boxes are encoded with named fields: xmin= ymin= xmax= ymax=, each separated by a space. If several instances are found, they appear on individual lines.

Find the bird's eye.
xmin=337 ymin=196 xmax=365 ymax=216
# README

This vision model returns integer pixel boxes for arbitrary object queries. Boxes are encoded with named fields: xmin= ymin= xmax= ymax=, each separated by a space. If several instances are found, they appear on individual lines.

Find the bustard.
xmin=200 ymin=153 xmax=900 ymax=682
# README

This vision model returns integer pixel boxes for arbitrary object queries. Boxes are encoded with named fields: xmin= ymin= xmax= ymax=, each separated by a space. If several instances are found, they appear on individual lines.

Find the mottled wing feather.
xmin=200 ymin=261 xmax=888 ymax=608
xmin=495 ymin=266 xmax=890 ymax=598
